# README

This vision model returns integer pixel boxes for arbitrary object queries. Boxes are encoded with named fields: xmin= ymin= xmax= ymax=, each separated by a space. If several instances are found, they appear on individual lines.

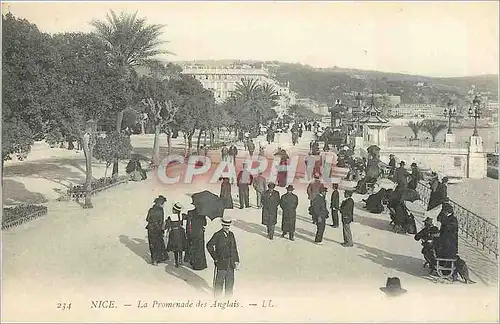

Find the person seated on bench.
xmin=414 ymin=217 xmax=439 ymax=272
xmin=363 ymin=187 xmax=386 ymax=214
xmin=388 ymin=197 xmax=415 ymax=234
xmin=126 ymin=155 xmax=147 ymax=182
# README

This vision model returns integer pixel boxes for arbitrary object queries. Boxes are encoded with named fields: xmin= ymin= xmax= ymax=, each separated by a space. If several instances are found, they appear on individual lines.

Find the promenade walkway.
xmin=2 ymin=131 xmax=498 ymax=322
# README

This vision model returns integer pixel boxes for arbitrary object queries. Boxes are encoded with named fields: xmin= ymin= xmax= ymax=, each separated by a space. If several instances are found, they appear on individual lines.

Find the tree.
xmin=94 ymin=131 xmax=133 ymax=178
xmin=2 ymin=13 xmax=55 ymax=155
xmin=2 ymin=119 xmax=34 ymax=165
xmin=49 ymin=32 xmax=119 ymax=208
xmin=407 ymin=121 xmax=424 ymax=140
xmin=91 ymin=10 xmax=170 ymax=177
xmin=422 ymin=119 xmax=448 ymax=142
xmin=138 ymin=75 xmax=180 ymax=166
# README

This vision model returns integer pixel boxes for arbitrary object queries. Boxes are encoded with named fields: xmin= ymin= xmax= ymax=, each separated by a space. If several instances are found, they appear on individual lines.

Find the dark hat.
xmin=380 ymin=277 xmax=407 ymax=296
xmin=154 ymin=195 xmax=167 ymax=204
xmin=424 ymin=217 xmax=433 ymax=224
xmin=344 ymin=189 xmax=353 ymax=196
xmin=411 ymin=162 xmax=417 ymax=167
xmin=173 ymin=202 xmax=182 ymax=212
xmin=442 ymin=177 xmax=449 ymax=182
xmin=400 ymin=161 xmax=405 ymax=165
xmin=268 ymin=182 xmax=276 ymax=188
xmin=286 ymin=185 xmax=295 ymax=191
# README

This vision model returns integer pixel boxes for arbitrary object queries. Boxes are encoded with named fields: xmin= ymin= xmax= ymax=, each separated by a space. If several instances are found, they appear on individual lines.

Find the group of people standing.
xmin=145 ymin=195 xmax=241 ymax=297
xmin=145 ymin=196 xmax=207 ymax=270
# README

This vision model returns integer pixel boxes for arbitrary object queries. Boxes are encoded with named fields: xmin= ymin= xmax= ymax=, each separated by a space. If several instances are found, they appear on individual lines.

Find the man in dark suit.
xmin=330 ymin=183 xmax=340 ymax=227
xmin=312 ymin=186 xmax=329 ymax=244
xmin=237 ymin=164 xmax=253 ymax=209
xmin=261 ymin=182 xmax=281 ymax=240
xmin=206 ymin=216 xmax=240 ymax=298
xmin=340 ymin=190 xmax=355 ymax=247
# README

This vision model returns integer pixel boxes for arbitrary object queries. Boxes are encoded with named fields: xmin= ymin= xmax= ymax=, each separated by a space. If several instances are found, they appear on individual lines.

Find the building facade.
xmin=180 ymin=64 xmax=296 ymax=116
xmin=390 ymin=103 xmax=442 ymax=118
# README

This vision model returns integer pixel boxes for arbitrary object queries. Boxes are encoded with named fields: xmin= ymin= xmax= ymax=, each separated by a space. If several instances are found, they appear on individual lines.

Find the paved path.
xmin=2 ymin=131 xmax=498 ymax=322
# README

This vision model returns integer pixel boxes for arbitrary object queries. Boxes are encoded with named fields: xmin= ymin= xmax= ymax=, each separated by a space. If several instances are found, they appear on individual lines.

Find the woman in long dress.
xmin=166 ymin=202 xmax=187 ymax=267
xmin=219 ymin=177 xmax=234 ymax=209
xmin=146 ymin=195 xmax=168 ymax=266
xmin=185 ymin=208 xmax=208 ymax=270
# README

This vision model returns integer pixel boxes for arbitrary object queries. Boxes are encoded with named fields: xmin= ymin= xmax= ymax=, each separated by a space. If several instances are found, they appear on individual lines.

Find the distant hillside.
xmin=172 ymin=59 xmax=498 ymax=107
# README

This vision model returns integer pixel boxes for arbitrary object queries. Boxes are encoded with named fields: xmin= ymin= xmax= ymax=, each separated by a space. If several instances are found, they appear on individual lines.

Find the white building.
xmin=390 ymin=104 xmax=439 ymax=118
xmin=180 ymin=64 xmax=295 ymax=116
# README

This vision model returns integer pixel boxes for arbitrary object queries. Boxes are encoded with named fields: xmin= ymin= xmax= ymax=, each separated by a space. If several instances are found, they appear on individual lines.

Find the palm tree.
xmin=233 ymin=78 xmax=260 ymax=100
xmin=91 ymin=10 xmax=171 ymax=175
xmin=407 ymin=121 xmax=424 ymax=140
xmin=261 ymin=83 xmax=279 ymax=107
xmin=422 ymin=119 xmax=448 ymax=142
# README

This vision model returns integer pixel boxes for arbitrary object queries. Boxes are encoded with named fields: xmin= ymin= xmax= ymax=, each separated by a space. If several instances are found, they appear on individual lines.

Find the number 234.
xmin=57 ymin=303 xmax=71 ymax=310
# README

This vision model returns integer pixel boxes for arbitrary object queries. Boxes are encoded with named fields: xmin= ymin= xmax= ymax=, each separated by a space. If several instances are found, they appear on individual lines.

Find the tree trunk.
xmin=152 ymin=124 xmax=161 ymax=167
xmin=196 ymin=129 xmax=203 ymax=154
xmin=112 ymin=110 xmax=125 ymax=178
xmin=104 ymin=163 xmax=109 ymax=180
xmin=210 ymin=130 xmax=214 ymax=147
xmin=188 ymin=130 xmax=195 ymax=153
xmin=140 ymin=120 xmax=145 ymax=135
xmin=183 ymin=133 xmax=188 ymax=158
xmin=166 ymin=128 xmax=172 ymax=155
xmin=203 ymin=130 xmax=208 ymax=146
xmin=82 ymin=136 xmax=93 ymax=209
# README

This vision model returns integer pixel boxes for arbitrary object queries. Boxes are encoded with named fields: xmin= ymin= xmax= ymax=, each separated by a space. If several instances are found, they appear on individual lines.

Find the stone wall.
xmin=378 ymin=147 xmax=469 ymax=177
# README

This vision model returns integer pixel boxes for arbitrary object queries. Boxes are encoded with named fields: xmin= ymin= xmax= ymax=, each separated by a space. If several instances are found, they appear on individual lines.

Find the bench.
xmin=431 ymin=258 xmax=457 ymax=283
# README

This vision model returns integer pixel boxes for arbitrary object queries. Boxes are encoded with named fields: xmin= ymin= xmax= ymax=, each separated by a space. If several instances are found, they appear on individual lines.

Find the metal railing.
xmin=416 ymin=181 xmax=499 ymax=258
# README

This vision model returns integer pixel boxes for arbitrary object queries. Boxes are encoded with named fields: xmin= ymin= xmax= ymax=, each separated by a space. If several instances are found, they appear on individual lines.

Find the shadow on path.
xmin=119 ymin=235 xmax=151 ymax=264
xmin=164 ymin=263 xmax=212 ymax=295
xmin=2 ymin=179 xmax=49 ymax=205
xmin=232 ymin=219 xmax=268 ymax=238
xmin=355 ymin=214 xmax=394 ymax=233
xmin=355 ymin=242 xmax=428 ymax=278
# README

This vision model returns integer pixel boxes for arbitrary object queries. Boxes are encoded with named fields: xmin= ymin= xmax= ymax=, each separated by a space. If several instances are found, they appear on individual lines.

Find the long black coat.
xmin=436 ymin=209 xmax=459 ymax=258
xmin=220 ymin=180 xmax=234 ymax=209
xmin=312 ymin=193 xmax=329 ymax=223
xmin=206 ymin=229 xmax=240 ymax=271
xmin=280 ymin=192 xmax=298 ymax=232
xmin=427 ymin=179 xmax=444 ymax=211
xmin=340 ymin=197 xmax=354 ymax=224
xmin=185 ymin=209 xmax=207 ymax=270
xmin=261 ymin=189 xmax=280 ymax=225
xmin=166 ymin=213 xmax=187 ymax=252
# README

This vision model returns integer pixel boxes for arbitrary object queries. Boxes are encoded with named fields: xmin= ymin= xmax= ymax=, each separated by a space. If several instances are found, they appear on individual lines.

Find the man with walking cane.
xmin=206 ymin=216 xmax=240 ymax=298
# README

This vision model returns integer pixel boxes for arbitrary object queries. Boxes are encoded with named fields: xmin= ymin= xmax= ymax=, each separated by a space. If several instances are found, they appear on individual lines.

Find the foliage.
xmin=67 ymin=176 xmax=129 ymax=197
xmin=2 ymin=204 xmax=48 ymax=228
xmin=2 ymin=119 xmax=34 ymax=162
xmin=407 ymin=121 xmax=424 ymax=139
xmin=94 ymin=131 xmax=133 ymax=168
xmin=45 ymin=129 xmax=64 ymax=147
xmin=421 ymin=119 xmax=448 ymax=142
xmin=288 ymin=104 xmax=322 ymax=120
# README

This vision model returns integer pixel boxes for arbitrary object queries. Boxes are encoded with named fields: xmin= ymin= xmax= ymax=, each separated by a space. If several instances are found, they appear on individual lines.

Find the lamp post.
xmin=354 ymin=93 xmax=363 ymax=135
xmin=329 ymin=99 xmax=342 ymax=128
xmin=443 ymin=101 xmax=457 ymax=134
xmin=468 ymin=95 xmax=481 ymax=136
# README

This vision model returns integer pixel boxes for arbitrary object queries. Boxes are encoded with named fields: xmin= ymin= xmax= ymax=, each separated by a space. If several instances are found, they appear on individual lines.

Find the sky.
xmin=3 ymin=1 xmax=499 ymax=77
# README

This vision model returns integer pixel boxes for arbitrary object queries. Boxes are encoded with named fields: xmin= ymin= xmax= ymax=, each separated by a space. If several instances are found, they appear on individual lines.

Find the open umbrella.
xmin=191 ymin=190 xmax=225 ymax=220
xmin=392 ymin=188 xmax=420 ymax=202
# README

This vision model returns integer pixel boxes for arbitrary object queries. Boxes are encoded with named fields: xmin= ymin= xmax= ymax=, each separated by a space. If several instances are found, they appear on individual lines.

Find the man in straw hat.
xmin=311 ymin=186 xmax=329 ymax=244
xmin=340 ymin=190 xmax=355 ymax=247
xmin=206 ymin=216 xmax=240 ymax=298
xmin=280 ymin=185 xmax=298 ymax=241
xmin=414 ymin=217 xmax=439 ymax=271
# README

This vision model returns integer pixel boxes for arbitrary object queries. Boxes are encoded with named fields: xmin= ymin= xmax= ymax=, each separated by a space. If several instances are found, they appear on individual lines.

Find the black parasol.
xmin=191 ymin=190 xmax=225 ymax=220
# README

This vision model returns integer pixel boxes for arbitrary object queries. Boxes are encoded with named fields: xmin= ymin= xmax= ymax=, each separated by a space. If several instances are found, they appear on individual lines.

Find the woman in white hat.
xmin=166 ymin=202 xmax=188 ymax=267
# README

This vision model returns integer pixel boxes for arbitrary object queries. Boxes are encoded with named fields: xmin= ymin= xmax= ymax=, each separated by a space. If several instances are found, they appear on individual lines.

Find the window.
xmin=454 ymin=157 xmax=461 ymax=167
